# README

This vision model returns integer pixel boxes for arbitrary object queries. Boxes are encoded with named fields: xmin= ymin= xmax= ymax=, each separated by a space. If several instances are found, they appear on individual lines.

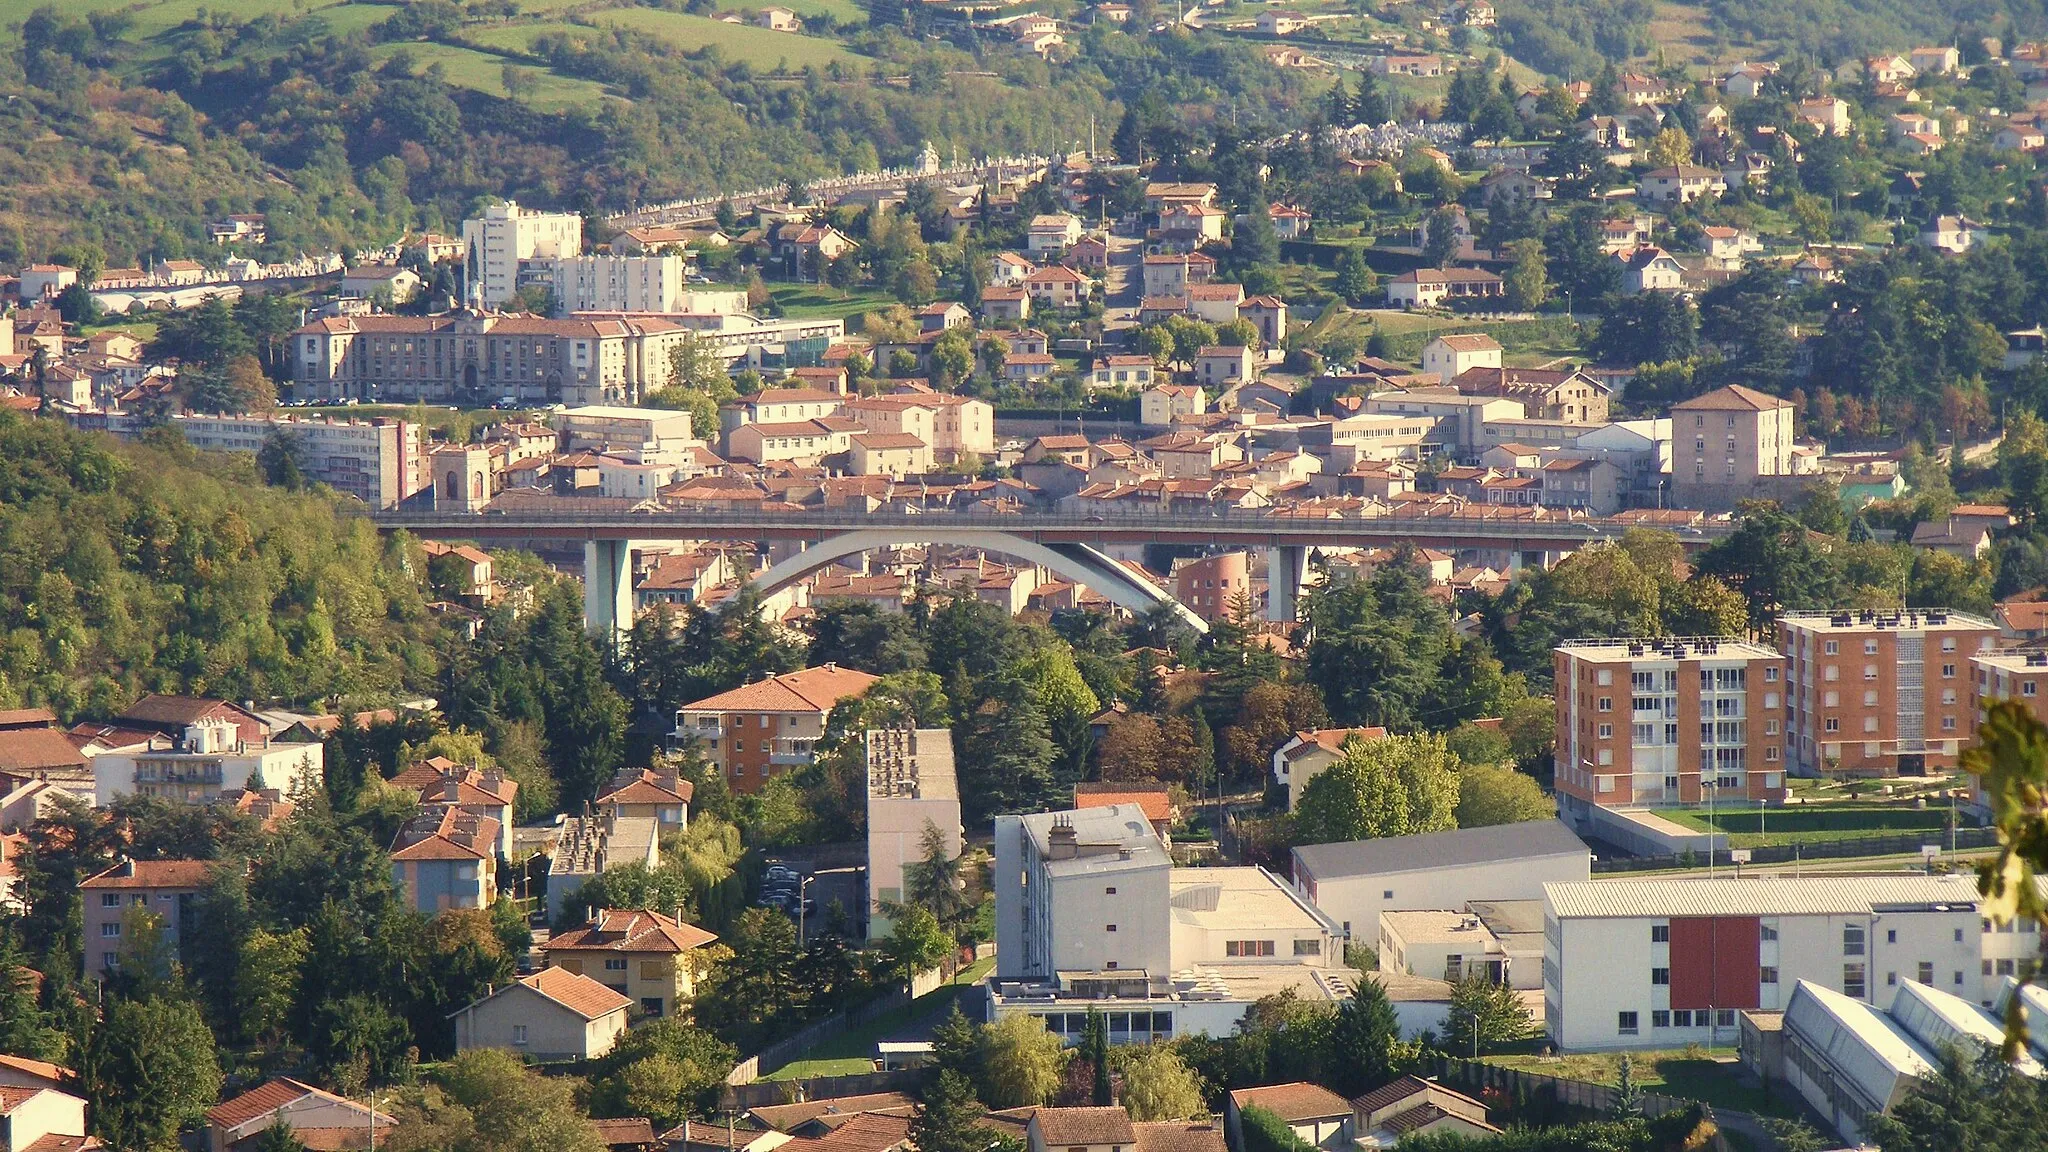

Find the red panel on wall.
xmin=1668 ymin=917 xmax=1761 ymax=1010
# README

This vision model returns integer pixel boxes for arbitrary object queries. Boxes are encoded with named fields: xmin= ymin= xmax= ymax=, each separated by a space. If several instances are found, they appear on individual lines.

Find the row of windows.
xmin=1618 ymin=1009 xmax=1739 ymax=1035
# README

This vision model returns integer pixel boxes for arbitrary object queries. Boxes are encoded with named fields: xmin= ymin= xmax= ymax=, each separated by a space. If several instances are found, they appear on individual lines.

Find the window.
xmin=101 ymin=952 xmax=116 ymax=971
xmin=2028 ymin=682 xmax=2040 ymax=698
xmin=1618 ymin=1012 xmax=1639 ymax=1035
xmin=1824 ymin=691 xmax=1840 ymax=707
xmin=1651 ymin=925 xmax=1670 ymax=943
xmin=1294 ymin=939 xmax=1322 ymax=956
xmin=1652 ymin=1010 xmax=1671 ymax=1028
xmin=1956 ymin=971 xmax=1967 ymax=986
xmin=1598 ymin=724 xmax=1614 ymax=739
xmin=1760 ymin=966 xmax=1779 ymax=984
xmin=1955 ymin=928 xmax=1965 ymax=943
xmin=1383 ymin=890 xmax=1394 ymax=900
xmin=1844 ymin=963 xmax=1867 ymax=999
xmin=1997 ymin=958 xmax=2016 ymax=976
xmin=1943 ymin=717 xmax=1957 ymax=731
xmin=1225 ymin=940 xmax=1276 ymax=957
xmin=1887 ymin=970 xmax=1898 ymax=987
xmin=1717 ymin=1010 xmax=1736 ymax=1028
xmin=1943 ymin=664 xmax=1957 ymax=678
xmin=1765 ymin=667 xmax=1779 ymax=682
xmin=1864 ymin=717 xmax=1879 ymax=733
xmin=1825 ymin=717 xmax=1840 ymax=732
xmin=512 ymin=1024 xmax=529 ymax=1045
xmin=1598 ymin=697 xmax=1613 ymax=712
xmin=1845 ymin=924 xmax=1865 ymax=956
xmin=1761 ymin=924 xmax=1778 ymax=942
xmin=1673 ymin=1010 xmax=1692 ymax=1027
xmin=1651 ymin=968 xmax=1670 ymax=985
xmin=100 ymin=922 xmax=120 ymax=938
xmin=1596 ymin=669 xmax=1613 ymax=686
xmin=1919 ymin=961 xmax=1934 ymax=985
xmin=1105 ymin=887 xmax=1117 ymax=895
xmin=1864 ymin=691 xmax=1878 ymax=707
xmin=1942 ymin=637 xmax=1958 ymax=653
xmin=605 ymin=957 xmax=628 ymax=971
xmin=100 ymin=893 xmax=120 ymax=907
xmin=1106 ymin=924 xmax=1118 ymax=932
xmin=1825 ymin=640 xmax=1839 ymax=655
xmin=1864 ymin=664 xmax=1878 ymax=680
xmin=1825 ymin=666 xmax=1839 ymax=682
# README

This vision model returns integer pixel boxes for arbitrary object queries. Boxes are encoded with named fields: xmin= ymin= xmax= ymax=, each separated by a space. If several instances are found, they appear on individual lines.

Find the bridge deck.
xmin=370 ymin=508 xmax=1731 ymax=550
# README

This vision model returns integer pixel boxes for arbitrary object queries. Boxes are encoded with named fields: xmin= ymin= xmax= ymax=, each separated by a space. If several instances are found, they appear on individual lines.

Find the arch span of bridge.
xmin=742 ymin=529 xmax=1209 ymax=635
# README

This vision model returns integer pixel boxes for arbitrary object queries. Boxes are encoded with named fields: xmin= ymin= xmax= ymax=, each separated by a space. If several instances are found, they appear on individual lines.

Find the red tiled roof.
xmin=1031 ymin=1108 xmax=1135 ymax=1146
xmin=748 ymin=1093 xmax=917 ymax=1133
xmin=207 ymin=1078 xmax=326 ymax=1129
xmin=1132 ymin=1123 xmax=1225 ymax=1152
xmin=681 ymin=665 xmax=879 ymax=714
xmin=0 ymin=1055 xmax=69 ymax=1086
xmin=1227 ymin=1083 xmax=1353 ymax=1122
xmin=79 ymin=859 xmax=214 ymax=889
xmin=774 ymin=1112 xmax=912 ymax=1152
xmin=546 ymin=908 xmax=717 ymax=955
xmin=596 ymin=768 xmax=694 ymax=806
xmin=0 ymin=729 xmax=87 ymax=773
xmin=514 ymin=967 xmax=634 ymax=1019
xmin=592 ymin=1118 xmax=659 ymax=1147
xmin=1072 ymin=783 xmax=1172 ymax=823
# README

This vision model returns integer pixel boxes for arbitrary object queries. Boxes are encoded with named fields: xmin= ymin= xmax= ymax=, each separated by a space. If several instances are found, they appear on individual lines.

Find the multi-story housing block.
xmin=1779 ymin=609 xmax=1999 ymax=778
xmin=673 ymin=665 xmax=880 ymax=792
xmin=143 ymin=414 xmax=424 ymax=509
xmin=292 ymin=314 xmax=690 ymax=407
xmin=865 ymin=727 xmax=961 ymax=941
xmin=80 ymin=858 xmax=212 ymax=979
xmin=1553 ymin=637 xmax=1786 ymax=826
xmin=463 ymin=201 xmax=584 ymax=306
xmin=538 ymin=255 xmax=687 ymax=315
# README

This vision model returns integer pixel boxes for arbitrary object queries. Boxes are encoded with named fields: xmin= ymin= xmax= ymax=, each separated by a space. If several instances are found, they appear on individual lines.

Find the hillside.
xmin=0 ymin=1 xmax=1319 ymax=266
xmin=0 ymin=410 xmax=445 ymax=716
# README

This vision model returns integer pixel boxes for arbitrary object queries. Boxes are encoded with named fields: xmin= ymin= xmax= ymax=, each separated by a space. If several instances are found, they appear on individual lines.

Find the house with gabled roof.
xmin=543 ymin=907 xmax=718 ymax=1019
xmin=1351 ymin=1077 xmax=1497 ymax=1147
xmin=389 ymin=807 xmax=498 ymax=913
xmin=1270 ymin=727 xmax=1388 ymax=810
xmin=205 ymin=1077 xmax=392 ymax=1152
xmin=1225 ymin=1083 xmax=1353 ymax=1149
xmin=79 ymin=858 xmax=215 ymax=980
xmin=452 ymin=967 xmax=632 ymax=1060
xmin=0 ymin=1084 xmax=94 ymax=1152
xmin=596 ymin=767 xmax=693 ymax=828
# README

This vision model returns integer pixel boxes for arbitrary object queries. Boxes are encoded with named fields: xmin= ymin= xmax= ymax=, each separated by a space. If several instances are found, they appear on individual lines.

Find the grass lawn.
xmin=1661 ymin=802 xmax=1949 ymax=847
xmin=463 ymin=21 xmax=600 ymax=54
xmin=592 ymin=7 xmax=861 ymax=69
xmin=368 ymin=41 xmax=615 ymax=112
xmin=764 ymin=955 xmax=997 ymax=1080
xmin=771 ymin=284 xmax=900 ymax=321
xmin=1482 ymin=1049 xmax=1796 ymax=1117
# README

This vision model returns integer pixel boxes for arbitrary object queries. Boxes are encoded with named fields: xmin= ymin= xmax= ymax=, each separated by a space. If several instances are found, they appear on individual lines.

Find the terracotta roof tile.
xmin=748 ymin=1093 xmax=917 ymax=1132
xmin=1031 ymin=1107 xmax=1136 ymax=1146
xmin=0 ymin=729 xmax=87 ymax=773
xmin=592 ymin=1118 xmax=659 ymax=1146
xmin=515 ymin=967 xmax=634 ymax=1019
xmin=1072 ymin=784 xmax=1172 ymax=823
xmin=80 ymin=859 xmax=215 ymax=889
xmin=681 ymin=665 xmax=879 ymax=714
xmin=546 ymin=908 xmax=717 ymax=955
xmin=1132 ymin=1123 xmax=1225 ymax=1152
xmin=207 ymin=1078 xmax=325 ymax=1129
xmin=1227 ymin=1083 xmax=1352 ymax=1122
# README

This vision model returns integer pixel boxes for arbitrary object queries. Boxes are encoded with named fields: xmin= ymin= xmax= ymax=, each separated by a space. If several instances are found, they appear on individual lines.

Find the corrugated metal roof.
xmin=1784 ymin=980 xmax=1936 ymax=1107
xmin=1544 ymin=875 xmax=1982 ymax=919
xmin=1294 ymin=820 xmax=1588 ymax=881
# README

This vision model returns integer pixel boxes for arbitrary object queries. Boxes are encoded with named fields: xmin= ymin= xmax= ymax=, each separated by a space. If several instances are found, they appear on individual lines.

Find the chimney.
xmin=1047 ymin=815 xmax=1079 ymax=860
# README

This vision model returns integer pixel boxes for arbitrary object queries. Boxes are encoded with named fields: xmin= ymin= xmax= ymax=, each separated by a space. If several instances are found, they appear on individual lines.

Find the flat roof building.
xmin=1292 ymin=820 xmax=1589 ymax=943
xmin=1779 ymin=609 xmax=1998 ymax=778
xmin=865 ymin=727 xmax=961 ymax=942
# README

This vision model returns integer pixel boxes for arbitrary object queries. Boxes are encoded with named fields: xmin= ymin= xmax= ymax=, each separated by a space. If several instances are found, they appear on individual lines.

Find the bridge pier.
xmin=583 ymin=539 xmax=635 ymax=646
xmin=1266 ymin=545 xmax=1309 ymax=624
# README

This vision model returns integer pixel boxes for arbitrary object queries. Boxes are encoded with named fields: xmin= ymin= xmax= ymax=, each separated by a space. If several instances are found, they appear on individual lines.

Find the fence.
xmin=724 ymin=962 xmax=951 ymax=1087
xmin=1428 ymin=1053 xmax=1697 ymax=1119
xmin=1591 ymin=825 xmax=2002 ymax=873
xmin=722 ymin=1068 xmax=928 ymax=1110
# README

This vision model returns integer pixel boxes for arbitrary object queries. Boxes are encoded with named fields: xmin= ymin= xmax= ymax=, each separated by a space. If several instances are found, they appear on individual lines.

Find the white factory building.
xmin=1541 ymin=874 xmax=2043 ymax=1053
xmin=1291 ymin=820 xmax=1590 ymax=943
xmin=990 ymin=805 xmax=1350 ymax=1042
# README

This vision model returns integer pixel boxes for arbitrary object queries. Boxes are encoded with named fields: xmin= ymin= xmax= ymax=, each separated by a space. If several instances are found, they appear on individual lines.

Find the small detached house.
xmin=452 ymin=967 xmax=632 ymax=1061
xmin=1225 ymin=1084 xmax=1354 ymax=1150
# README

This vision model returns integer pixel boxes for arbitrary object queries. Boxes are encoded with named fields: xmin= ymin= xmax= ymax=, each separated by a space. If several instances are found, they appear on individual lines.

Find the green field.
xmin=592 ymin=7 xmax=862 ymax=69
xmin=462 ymin=20 xmax=599 ymax=55
xmin=771 ymin=284 xmax=900 ymax=321
xmin=1663 ymin=802 xmax=1951 ymax=847
xmin=1483 ymin=1049 xmax=1795 ymax=1117
xmin=370 ymin=41 xmax=615 ymax=111
xmin=764 ymin=956 xmax=996 ymax=1081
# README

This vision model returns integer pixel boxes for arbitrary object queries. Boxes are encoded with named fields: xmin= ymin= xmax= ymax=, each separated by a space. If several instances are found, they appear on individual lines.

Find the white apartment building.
xmin=1541 ymin=875 xmax=2041 ymax=1053
xmin=539 ymin=255 xmax=687 ymax=316
xmin=1292 ymin=821 xmax=1589 ymax=943
xmin=154 ymin=413 xmax=425 ymax=509
xmin=92 ymin=720 xmax=325 ymax=807
xmin=464 ymin=201 xmax=584 ymax=306
xmin=554 ymin=404 xmax=696 ymax=457
xmin=991 ymin=805 xmax=1349 ymax=1042
xmin=865 ymin=727 xmax=962 ymax=942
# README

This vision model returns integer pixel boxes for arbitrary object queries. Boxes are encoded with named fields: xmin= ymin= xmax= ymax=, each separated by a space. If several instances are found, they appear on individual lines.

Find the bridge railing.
xmin=370 ymin=504 xmax=1733 ymax=540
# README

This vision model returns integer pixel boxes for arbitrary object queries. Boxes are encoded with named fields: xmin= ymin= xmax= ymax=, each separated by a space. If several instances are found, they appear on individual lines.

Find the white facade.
xmin=539 ymin=255 xmax=687 ymax=316
xmin=157 ymin=412 xmax=423 ymax=509
xmin=994 ymin=805 xmax=1173 ymax=980
xmin=1292 ymin=822 xmax=1590 ymax=943
xmin=555 ymin=404 xmax=695 ymax=454
xmin=464 ymin=201 xmax=584 ymax=306
xmin=1542 ymin=875 xmax=2008 ymax=1053
xmin=866 ymin=727 xmax=962 ymax=941
xmin=93 ymin=722 xmax=324 ymax=807
xmin=1168 ymin=866 xmax=1341 ymax=969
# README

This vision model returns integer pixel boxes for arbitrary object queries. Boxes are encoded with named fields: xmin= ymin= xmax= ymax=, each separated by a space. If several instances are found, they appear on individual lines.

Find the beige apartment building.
xmin=80 ymin=858 xmax=214 ymax=979
xmin=673 ymin=664 xmax=880 ymax=792
xmin=543 ymin=908 xmax=718 ymax=1019
xmin=1671 ymin=384 xmax=1795 ymax=506
xmin=1779 ymin=609 xmax=1999 ymax=778
xmin=1553 ymin=637 xmax=1786 ymax=819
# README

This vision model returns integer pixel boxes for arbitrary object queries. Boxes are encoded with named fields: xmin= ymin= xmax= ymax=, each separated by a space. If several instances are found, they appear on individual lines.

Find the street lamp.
xmin=797 ymin=874 xmax=815 ymax=947
xmin=1704 ymin=779 xmax=1717 ymax=879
